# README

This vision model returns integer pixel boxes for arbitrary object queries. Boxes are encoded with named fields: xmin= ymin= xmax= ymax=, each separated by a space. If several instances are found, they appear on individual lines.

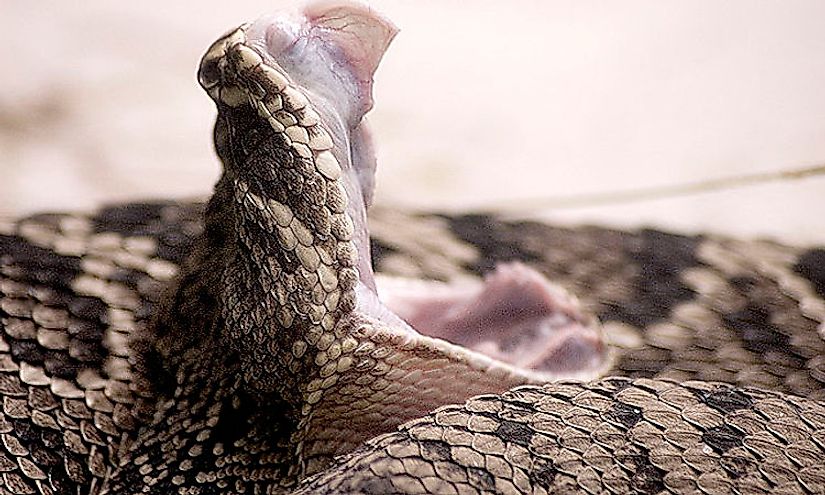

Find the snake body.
xmin=0 ymin=2 xmax=824 ymax=494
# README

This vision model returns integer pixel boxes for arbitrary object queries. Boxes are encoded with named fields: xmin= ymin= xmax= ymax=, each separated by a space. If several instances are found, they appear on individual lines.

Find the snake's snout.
xmin=199 ymin=1 xmax=396 ymax=128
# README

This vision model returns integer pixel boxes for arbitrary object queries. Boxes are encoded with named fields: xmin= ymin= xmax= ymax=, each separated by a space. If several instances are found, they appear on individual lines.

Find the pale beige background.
xmin=1 ymin=1 xmax=824 ymax=243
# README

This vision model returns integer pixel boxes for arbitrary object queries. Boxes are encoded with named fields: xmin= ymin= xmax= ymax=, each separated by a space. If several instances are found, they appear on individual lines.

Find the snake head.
xmin=194 ymin=2 xmax=396 ymax=399
xmin=199 ymin=1 xmax=396 ymax=126
xmin=193 ymin=2 xmax=607 ymax=478
xmin=198 ymin=0 xmax=393 ymax=285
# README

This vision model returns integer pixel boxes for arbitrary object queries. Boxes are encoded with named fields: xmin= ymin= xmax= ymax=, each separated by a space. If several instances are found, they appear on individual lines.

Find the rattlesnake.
xmin=0 ymin=2 xmax=824 ymax=494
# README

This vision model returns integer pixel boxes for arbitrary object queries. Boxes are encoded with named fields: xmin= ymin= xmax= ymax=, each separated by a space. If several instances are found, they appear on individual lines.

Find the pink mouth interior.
xmin=379 ymin=262 xmax=606 ymax=376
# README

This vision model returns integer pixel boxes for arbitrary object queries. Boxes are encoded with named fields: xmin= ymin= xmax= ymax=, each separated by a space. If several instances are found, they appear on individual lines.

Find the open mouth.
xmin=377 ymin=262 xmax=607 ymax=380
xmin=198 ymin=1 xmax=609 ymax=387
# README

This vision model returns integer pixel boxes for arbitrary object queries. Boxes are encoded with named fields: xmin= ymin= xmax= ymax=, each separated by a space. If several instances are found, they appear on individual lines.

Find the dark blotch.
xmin=208 ymin=391 xmax=259 ymax=447
xmin=40 ymin=430 xmax=62 ymax=449
xmin=92 ymin=202 xmax=167 ymax=235
xmin=604 ymin=401 xmax=642 ymax=429
xmin=529 ymin=458 xmax=557 ymax=489
xmin=720 ymin=455 xmax=752 ymax=479
xmin=67 ymin=319 xmax=105 ymax=340
xmin=599 ymin=377 xmax=634 ymax=395
xmin=12 ymin=418 xmax=38 ymax=443
xmin=8 ymin=339 xmax=45 ymax=364
xmin=496 ymin=420 xmax=533 ymax=447
xmin=369 ymin=238 xmax=395 ymax=269
xmin=44 ymin=351 xmax=85 ymax=379
xmin=68 ymin=297 xmax=107 ymax=322
xmin=350 ymin=477 xmax=399 ymax=494
xmin=443 ymin=215 xmax=544 ymax=274
xmin=600 ymin=229 xmax=700 ymax=328
xmin=49 ymin=469 xmax=74 ymax=495
xmin=794 ymin=249 xmax=825 ymax=299
xmin=109 ymin=267 xmax=143 ymax=288
xmin=91 ymin=202 xmax=202 ymax=264
xmin=616 ymin=447 xmax=666 ymax=495
xmin=30 ymin=444 xmax=61 ymax=467
xmin=702 ymin=424 xmax=745 ymax=454
xmin=693 ymin=386 xmax=753 ymax=414
xmin=721 ymin=301 xmax=791 ymax=355
xmin=633 ymin=463 xmax=667 ymax=494
xmin=419 ymin=440 xmax=453 ymax=462
xmin=69 ymin=338 xmax=107 ymax=363
xmin=0 ymin=234 xmax=81 ymax=290
xmin=157 ymin=224 xmax=201 ymax=264
xmin=466 ymin=467 xmax=495 ymax=491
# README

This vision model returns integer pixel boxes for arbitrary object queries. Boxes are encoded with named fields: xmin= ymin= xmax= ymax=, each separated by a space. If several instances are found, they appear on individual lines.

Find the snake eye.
xmin=199 ymin=57 xmax=222 ymax=91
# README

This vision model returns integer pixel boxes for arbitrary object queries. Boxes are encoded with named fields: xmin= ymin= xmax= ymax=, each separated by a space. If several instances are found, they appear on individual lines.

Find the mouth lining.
xmin=376 ymin=263 xmax=608 ymax=380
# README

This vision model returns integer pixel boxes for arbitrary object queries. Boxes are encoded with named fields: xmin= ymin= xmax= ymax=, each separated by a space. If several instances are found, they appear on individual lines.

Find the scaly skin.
xmin=1 ymin=203 xmax=823 ymax=494
xmin=0 ymin=2 xmax=823 ymax=494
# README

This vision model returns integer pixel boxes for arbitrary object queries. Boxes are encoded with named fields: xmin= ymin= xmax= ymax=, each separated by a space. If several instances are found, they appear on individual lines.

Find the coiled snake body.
xmin=0 ymin=3 xmax=824 ymax=494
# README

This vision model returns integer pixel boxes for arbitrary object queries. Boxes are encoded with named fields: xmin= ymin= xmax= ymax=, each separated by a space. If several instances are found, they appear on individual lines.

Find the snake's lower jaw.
xmin=377 ymin=261 xmax=609 ymax=381
xmin=297 ymin=263 xmax=607 ymax=472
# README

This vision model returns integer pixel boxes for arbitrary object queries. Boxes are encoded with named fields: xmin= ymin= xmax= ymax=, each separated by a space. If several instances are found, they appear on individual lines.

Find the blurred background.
xmin=1 ymin=0 xmax=824 ymax=243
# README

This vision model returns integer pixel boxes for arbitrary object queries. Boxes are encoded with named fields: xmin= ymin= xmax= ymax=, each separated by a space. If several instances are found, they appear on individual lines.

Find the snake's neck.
xmin=212 ymin=161 xmax=359 ymax=410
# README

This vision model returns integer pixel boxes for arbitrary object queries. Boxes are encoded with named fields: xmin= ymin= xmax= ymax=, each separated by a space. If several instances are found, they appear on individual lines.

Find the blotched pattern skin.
xmin=1 ymin=205 xmax=824 ymax=493
xmin=2 ymin=3 xmax=825 ymax=494
xmin=295 ymin=378 xmax=825 ymax=494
